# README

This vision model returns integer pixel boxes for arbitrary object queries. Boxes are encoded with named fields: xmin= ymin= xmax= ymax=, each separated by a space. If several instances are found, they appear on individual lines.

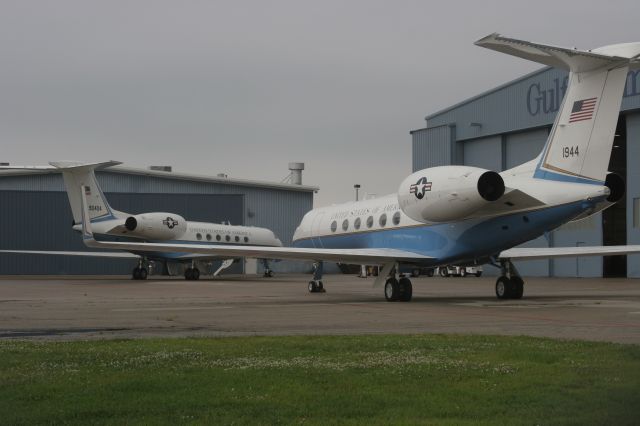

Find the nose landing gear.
xmin=132 ymin=259 xmax=148 ymax=280
xmin=495 ymin=259 xmax=524 ymax=299
xmin=308 ymin=261 xmax=326 ymax=293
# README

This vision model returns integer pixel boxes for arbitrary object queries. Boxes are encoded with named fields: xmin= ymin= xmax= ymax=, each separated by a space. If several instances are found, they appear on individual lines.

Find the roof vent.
xmin=217 ymin=173 xmax=228 ymax=178
xmin=149 ymin=165 xmax=172 ymax=172
xmin=286 ymin=162 xmax=304 ymax=185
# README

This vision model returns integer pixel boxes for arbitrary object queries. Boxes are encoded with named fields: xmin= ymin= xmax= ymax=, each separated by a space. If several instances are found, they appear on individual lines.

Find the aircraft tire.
xmin=460 ymin=269 xmax=467 ymax=278
xmin=411 ymin=269 xmax=420 ymax=278
xmin=475 ymin=272 xmax=482 ymax=277
xmin=185 ymin=268 xmax=193 ymax=280
xmin=495 ymin=276 xmax=512 ymax=299
xmin=132 ymin=267 xmax=140 ymax=280
xmin=308 ymin=281 xmax=318 ymax=293
xmin=139 ymin=268 xmax=148 ymax=280
xmin=426 ymin=269 xmax=434 ymax=277
xmin=510 ymin=277 xmax=524 ymax=299
xmin=398 ymin=277 xmax=413 ymax=302
xmin=440 ymin=268 xmax=449 ymax=278
xmin=192 ymin=268 xmax=200 ymax=280
xmin=384 ymin=278 xmax=399 ymax=302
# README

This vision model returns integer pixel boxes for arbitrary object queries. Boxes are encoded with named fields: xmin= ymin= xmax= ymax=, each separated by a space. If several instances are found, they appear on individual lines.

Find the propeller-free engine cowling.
xmin=124 ymin=212 xmax=187 ymax=240
xmin=397 ymin=166 xmax=505 ymax=223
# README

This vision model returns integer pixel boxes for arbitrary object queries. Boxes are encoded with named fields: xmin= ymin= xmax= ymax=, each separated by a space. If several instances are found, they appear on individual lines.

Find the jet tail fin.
xmin=476 ymin=33 xmax=640 ymax=184
xmin=49 ymin=161 xmax=123 ymax=224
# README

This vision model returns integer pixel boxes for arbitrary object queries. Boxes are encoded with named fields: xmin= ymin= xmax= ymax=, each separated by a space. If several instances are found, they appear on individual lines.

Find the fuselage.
xmin=292 ymin=167 xmax=610 ymax=266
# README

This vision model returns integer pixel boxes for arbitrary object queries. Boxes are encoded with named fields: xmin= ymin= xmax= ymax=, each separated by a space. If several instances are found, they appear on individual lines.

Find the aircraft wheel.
xmin=398 ymin=277 xmax=413 ymax=302
xmin=495 ymin=276 xmax=512 ymax=299
xmin=411 ymin=269 xmax=420 ymax=278
xmin=192 ymin=268 xmax=200 ymax=280
xmin=440 ymin=268 xmax=449 ymax=278
xmin=510 ymin=276 xmax=524 ymax=299
xmin=264 ymin=269 xmax=274 ymax=278
xmin=475 ymin=271 xmax=482 ymax=277
xmin=460 ymin=268 xmax=467 ymax=278
xmin=426 ymin=269 xmax=434 ymax=277
xmin=132 ymin=267 xmax=140 ymax=280
xmin=384 ymin=278 xmax=399 ymax=302
xmin=138 ymin=268 xmax=148 ymax=280
xmin=185 ymin=268 xmax=193 ymax=280
xmin=308 ymin=280 xmax=318 ymax=293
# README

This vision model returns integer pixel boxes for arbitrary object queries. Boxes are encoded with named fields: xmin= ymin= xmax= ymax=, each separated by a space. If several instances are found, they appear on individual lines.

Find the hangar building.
xmin=0 ymin=164 xmax=317 ymax=275
xmin=412 ymin=67 xmax=640 ymax=278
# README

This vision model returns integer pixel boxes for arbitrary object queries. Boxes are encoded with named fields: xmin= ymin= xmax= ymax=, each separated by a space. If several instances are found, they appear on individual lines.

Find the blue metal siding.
xmin=626 ymin=112 xmax=640 ymax=278
xmin=412 ymin=125 xmax=452 ymax=171
xmin=426 ymin=68 xmax=640 ymax=141
xmin=462 ymin=136 xmax=501 ymax=171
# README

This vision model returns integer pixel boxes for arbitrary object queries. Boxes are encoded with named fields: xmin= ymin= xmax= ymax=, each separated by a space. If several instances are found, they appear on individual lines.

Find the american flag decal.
xmin=569 ymin=97 xmax=597 ymax=123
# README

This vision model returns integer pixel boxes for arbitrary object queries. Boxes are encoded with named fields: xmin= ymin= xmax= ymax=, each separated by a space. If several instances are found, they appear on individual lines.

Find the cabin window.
xmin=379 ymin=214 xmax=387 ymax=227
xmin=366 ymin=216 xmax=374 ymax=228
xmin=331 ymin=221 xmax=337 ymax=232
xmin=244 ymin=236 xmax=249 ymax=243
xmin=196 ymin=233 xmax=202 ymax=240
xmin=206 ymin=234 xmax=212 ymax=241
xmin=342 ymin=219 xmax=349 ymax=231
xmin=392 ymin=211 xmax=401 ymax=226
xmin=216 ymin=234 xmax=221 ymax=241
xmin=235 ymin=236 xmax=240 ymax=242
xmin=225 ymin=235 xmax=231 ymax=242
xmin=354 ymin=217 xmax=361 ymax=230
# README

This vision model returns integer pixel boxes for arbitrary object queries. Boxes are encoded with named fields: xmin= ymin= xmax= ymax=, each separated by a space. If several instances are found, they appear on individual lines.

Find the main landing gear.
xmin=185 ymin=261 xmax=200 ymax=280
xmin=308 ymin=261 xmax=326 ymax=293
xmin=384 ymin=271 xmax=413 ymax=302
xmin=495 ymin=259 xmax=524 ymax=300
xmin=132 ymin=259 xmax=148 ymax=280
xmin=262 ymin=259 xmax=274 ymax=278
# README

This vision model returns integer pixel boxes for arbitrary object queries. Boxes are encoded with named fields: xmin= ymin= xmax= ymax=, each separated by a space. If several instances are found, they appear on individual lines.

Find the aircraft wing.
xmin=499 ymin=245 xmax=640 ymax=260
xmin=82 ymin=239 xmax=433 ymax=264
xmin=0 ymin=249 xmax=140 ymax=258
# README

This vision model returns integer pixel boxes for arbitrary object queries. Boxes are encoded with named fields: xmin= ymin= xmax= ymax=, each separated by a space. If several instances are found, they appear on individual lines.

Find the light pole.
xmin=354 ymin=184 xmax=361 ymax=201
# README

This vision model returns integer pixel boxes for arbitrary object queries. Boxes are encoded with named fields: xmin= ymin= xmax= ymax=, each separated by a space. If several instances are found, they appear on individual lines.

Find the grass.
xmin=1 ymin=334 xmax=639 ymax=425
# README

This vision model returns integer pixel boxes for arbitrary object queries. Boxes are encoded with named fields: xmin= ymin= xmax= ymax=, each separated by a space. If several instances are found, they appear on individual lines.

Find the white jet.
xmin=36 ymin=35 xmax=640 ymax=301
xmin=0 ymin=161 xmax=283 ymax=280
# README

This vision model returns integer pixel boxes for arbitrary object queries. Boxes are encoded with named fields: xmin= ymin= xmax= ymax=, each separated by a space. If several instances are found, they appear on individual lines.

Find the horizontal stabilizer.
xmin=475 ymin=33 xmax=640 ymax=72
xmin=499 ymin=245 xmax=640 ymax=260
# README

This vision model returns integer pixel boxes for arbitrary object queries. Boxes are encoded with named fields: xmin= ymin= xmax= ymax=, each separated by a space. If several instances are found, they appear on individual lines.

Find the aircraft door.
xmin=310 ymin=212 xmax=325 ymax=248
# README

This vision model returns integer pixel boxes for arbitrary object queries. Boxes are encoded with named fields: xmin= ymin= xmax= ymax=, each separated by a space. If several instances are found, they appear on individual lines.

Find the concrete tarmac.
xmin=1 ymin=274 xmax=639 ymax=343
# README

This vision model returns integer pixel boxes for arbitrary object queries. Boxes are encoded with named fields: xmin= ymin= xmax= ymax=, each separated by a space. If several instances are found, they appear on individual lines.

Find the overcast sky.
xmin=1 ymin=0 xmax=639 ymax=206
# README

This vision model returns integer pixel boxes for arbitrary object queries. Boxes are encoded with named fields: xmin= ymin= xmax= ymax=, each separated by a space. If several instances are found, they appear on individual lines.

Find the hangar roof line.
xmin=424 ymin=66 xmax=550 ymax=122
xmin=0 ymin=164 xmax=319 ymax=193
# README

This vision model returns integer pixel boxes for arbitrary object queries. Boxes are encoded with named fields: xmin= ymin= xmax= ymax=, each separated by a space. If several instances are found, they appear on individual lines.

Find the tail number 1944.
xmin=562 ymin=146 xmax=579 ymax=158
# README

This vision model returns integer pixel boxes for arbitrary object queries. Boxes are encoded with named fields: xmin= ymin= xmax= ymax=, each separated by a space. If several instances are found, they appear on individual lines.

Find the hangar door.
xmin=0 ymin=191 xmax=244 ymax=275
xmin=505 ymin=129 xmax=551 ymax=276
xmin=462 ymin=136 xmax=502 ymax=171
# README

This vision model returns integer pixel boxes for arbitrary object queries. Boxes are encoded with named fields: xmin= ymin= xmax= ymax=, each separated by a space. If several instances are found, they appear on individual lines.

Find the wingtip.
xmin=474 ymin=32 xmax=501 ymax=46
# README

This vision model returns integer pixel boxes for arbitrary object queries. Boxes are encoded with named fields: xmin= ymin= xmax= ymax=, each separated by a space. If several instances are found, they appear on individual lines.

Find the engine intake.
xmin=123 ymin=213 xmax=187 ymax=240
xmin=398 ymin=166 xmax=505 ymax=223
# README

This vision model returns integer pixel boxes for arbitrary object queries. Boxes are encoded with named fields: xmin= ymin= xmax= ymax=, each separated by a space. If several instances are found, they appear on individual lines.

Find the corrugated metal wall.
xmin=411 ymin=125 xmax=453 ymax=172
xmin=504 ymin=129 xmax=549 ymax=169
xmin=0 ymin=172 xmax=314 ymax=274
xmin=626 ymin=112 xmax=640 ymax=278
xmin=427 ymin=68 xmax=640 ymax=142
xmin=462 ymin=136 xmax=501 ymax=171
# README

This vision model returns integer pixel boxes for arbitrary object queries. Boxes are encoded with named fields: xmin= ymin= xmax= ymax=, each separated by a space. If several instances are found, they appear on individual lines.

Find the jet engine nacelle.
xmin=397 ymin=166 xmax=505 ymax=223
xmin=124 ymin=213 xmax=187 ymax=240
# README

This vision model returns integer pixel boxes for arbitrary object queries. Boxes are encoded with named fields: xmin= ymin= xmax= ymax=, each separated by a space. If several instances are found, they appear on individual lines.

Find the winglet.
xmin=79 ymin=185 xmax=95 ymax=242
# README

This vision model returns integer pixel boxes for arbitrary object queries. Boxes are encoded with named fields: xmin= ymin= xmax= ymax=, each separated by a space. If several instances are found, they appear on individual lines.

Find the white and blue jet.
xmin=58 ymin=35 xmax=640 ymax=300
xmin=1 ymin=161 xmax=283 ymax=280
